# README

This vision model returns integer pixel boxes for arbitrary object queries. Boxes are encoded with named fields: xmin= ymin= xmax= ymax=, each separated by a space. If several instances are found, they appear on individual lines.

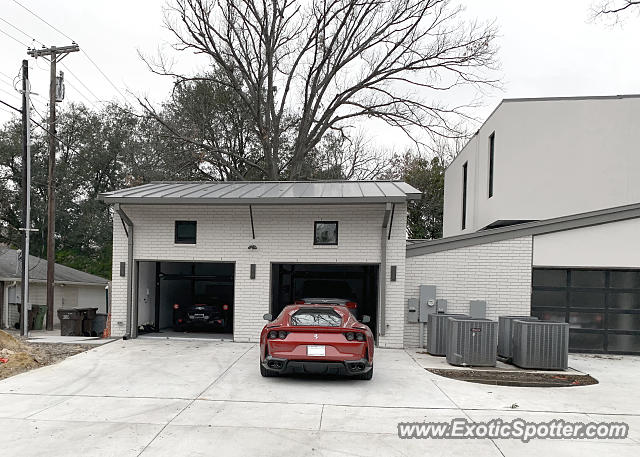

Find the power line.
xmin=0 ymin=15 xmax=46 ymax=47
xmin=0 ymin=87 xmax=21 ymax=103
xmin=11 ymin=0 xmax=130 ymax=104
xmin=0 ymin=98 xmax=21 ymax=113
xmin=0 ymin=25 xmax=28 ymax=47
xmin=63 ymin=78 xmax=100 ymax=109
xmin=59 ymin=62 xmax=102 ymax=104
xmin=11 ymin=0 xmax=74 ymax=42
xmin=81 ymin=50 xmax=129 ymax=104
xmin=0 ymin=70 xmax=18 ymax=81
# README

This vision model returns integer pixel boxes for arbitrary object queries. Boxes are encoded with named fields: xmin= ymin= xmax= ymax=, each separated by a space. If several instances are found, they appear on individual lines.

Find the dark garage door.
xmin=532 ymin=268 xmax=640 ymax=354
xmin=271 ymin=263 xmax=379 ymax=337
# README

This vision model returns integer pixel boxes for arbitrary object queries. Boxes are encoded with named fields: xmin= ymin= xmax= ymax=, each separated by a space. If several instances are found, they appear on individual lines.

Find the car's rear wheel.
xmin=358 ymin=367 xmax=373 ymax=380
xmin=260 ymin=363 xmax=279 ymax=377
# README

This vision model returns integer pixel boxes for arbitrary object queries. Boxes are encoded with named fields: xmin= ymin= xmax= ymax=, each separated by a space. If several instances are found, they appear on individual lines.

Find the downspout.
xmin=114 ymin=203 xmax=135 ymax=339
xmin=379 ymin=203 xmax=393 ymax=337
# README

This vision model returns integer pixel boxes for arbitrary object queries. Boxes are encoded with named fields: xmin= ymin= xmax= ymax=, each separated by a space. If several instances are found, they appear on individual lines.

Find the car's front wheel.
xmin=358 ymin=367 xmax=373 ymax=380
xmin=260 ymin=362 xmax=279 ymax=377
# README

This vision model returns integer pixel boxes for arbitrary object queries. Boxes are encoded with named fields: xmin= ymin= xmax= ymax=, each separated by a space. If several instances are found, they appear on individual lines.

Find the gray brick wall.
xmin=111 ymin=203 xmax=407 ymax=347
xmin=403 ymin=236 xmax=533 ymax=348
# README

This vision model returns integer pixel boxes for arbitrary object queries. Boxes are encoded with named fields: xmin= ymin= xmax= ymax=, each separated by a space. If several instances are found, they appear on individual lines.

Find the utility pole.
xmin=19 ymin=59 xmax=32 ymax=337
xmin=28 ymin=43 xmax=79 ymax=331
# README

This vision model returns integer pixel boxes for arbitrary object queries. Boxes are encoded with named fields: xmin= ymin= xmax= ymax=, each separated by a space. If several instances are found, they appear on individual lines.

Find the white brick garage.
xmin=101 ymin=181 xmax=419 ymax=348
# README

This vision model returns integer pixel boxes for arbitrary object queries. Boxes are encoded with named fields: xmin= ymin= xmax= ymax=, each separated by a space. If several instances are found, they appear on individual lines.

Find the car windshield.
xmin=290 ymin=308 xmax=342 ymax=327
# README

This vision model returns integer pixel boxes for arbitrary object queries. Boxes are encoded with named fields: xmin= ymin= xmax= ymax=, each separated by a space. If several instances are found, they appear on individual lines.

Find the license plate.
xmin=307 ymin=345 xmax=325 ymax=356
xmin=194 ymin=313 xmax=205 ymax=319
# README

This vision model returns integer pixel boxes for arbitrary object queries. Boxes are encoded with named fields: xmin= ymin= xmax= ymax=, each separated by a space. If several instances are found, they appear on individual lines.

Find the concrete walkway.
xmin=0 ymin=339 xmax=638 ymax=456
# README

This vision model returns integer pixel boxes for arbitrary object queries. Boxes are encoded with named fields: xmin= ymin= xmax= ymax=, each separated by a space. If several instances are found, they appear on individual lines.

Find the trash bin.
xmin=93 ymin=313 xmax=108 ymax=337
xmin=33 ymin=305 xmax=48 ymax=330
xmin=57 ymin=309 xmax=83 ymax=336
xmin=76 ymin=308 xmax=99 ymax=336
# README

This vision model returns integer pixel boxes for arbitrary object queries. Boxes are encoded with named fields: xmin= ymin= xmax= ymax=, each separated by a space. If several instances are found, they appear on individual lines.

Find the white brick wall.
xmin=404 ymin=236 xmax=533 ymax=348
xmin=111 ymin=203 xmax=407 ymax=347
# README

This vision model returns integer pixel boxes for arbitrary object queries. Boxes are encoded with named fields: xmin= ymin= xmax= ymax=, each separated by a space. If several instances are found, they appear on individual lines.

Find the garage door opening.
xmin=136 ymin=261 xmax=234 ymax=338
xmin=271 ymin=264 xmax=379 ymax=339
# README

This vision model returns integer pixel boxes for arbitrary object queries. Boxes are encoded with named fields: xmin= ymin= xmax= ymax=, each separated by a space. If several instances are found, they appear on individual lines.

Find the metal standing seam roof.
xmin=406 ymin=202 xmax=640 ymax=256
xmin=0 ymin=246 xmax=109 ymax=285
xmin=98 ymin=181 xmax=422 ymax=204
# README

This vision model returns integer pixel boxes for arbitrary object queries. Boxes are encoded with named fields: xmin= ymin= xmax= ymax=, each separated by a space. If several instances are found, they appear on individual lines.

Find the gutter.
xmin=114 ymin=203 xmax=135 ymax=339
xmin=379 ymin=203 xmax=394 ymax=337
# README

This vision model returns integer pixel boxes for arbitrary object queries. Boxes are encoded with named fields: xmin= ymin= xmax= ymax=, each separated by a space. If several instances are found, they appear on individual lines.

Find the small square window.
xmin=314 ymin=221 xmax=338 ymax=245
xmin=175 ymin=221 xmax=197 ymax=244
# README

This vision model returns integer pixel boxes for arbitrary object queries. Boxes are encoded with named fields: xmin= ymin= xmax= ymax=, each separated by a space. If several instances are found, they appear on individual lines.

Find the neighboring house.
xmin=99 ymin=181 xmax=421 ymax=348
xmin=406 ymin=95 xmax=640 ymax=355
xmin=0 ymin=245 xmax=109 ymax=329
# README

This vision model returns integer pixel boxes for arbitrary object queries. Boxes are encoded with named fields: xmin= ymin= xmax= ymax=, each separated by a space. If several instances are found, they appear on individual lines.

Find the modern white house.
xmin=443 ymin=94 xmax=640 ymax=237
xmin=406 ymin=95 xmax=640 ymax=355
xmin=99 ymin=181 xmax=420 ymax=349
xmin=0 ymin=245 xmax=109 ymax=329
xmin=98 ymin=95 xmax=640 ymax=355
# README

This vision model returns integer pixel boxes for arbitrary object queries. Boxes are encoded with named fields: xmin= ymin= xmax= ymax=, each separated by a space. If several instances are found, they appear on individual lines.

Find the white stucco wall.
xmin=404 ymin=236 xmax=533 ymax=348
xmin=111 ymin=203 xmax=408 ymax=347
xmin=443 ymin=96 xmax=640 ymax=236
xmin=533 ymin=217 xmax=640 ymax=268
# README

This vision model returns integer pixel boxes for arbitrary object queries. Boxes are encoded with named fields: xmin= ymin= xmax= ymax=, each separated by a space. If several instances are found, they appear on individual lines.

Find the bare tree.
xmin=591 ymin=0 xmax=640 ymax=23
xmin=148 ymin=0 xmax=497 ymax=180
xmin=308 ymin=132 xmax=393 ymax=179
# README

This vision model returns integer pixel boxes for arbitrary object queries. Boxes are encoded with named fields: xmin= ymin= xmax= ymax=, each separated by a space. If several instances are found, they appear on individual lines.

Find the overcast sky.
xmin=0 ymin=0 xmax=638 ymax=151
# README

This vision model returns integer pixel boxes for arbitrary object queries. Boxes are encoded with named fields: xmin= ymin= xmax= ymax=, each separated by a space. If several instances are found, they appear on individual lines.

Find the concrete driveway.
xmin=1 ymin=339 xmax=639 ymax=457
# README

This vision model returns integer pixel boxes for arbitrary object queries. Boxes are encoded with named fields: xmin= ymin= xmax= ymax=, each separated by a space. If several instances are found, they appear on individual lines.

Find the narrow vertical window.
xmin=488 ymin=132 xmax=495 ymax=198
xmin=462 ymin=162 xmax=468 ymax=230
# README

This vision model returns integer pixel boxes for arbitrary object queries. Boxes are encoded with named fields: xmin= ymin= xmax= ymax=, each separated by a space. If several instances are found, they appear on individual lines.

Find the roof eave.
xmin=99 ymin=196 xmax=417 ymax=205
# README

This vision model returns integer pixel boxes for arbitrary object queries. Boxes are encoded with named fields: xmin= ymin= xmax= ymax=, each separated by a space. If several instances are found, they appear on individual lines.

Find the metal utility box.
xmin=512 ymin=320 xmax=569 ymax=370
xmin=469 ymin=300 xmax=487 ymax=319
xmin=7 ymin=285 xmax=21 ymax=304
xmin=498 ymin=316 xmax=539 ymax=359
xmin=418 ymin=285 xmax=437 ymax=323
xmin=426 ymin=313 xmax=469 ymax=356
xmin=446 ymin=317 xmax=497 ymax=367
xmin=435 ymin=299 xmax=448 ymax=313
xmin=407 ymin=298 xmax=419 ymax=323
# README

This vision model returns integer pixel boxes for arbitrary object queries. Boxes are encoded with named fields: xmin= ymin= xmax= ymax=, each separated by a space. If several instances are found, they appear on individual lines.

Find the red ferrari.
xmin=260 ymin=303 xmax=374 ymax=380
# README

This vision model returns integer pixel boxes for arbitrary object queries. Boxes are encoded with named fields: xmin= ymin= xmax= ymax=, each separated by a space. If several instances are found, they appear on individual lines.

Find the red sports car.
xmin=260 ymin=303 xmax=374 ymax=380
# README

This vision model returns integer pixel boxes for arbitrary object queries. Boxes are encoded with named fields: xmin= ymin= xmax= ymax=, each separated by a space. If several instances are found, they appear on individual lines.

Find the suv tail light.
xmin=346 ymin=301 xmax=357 ymax=309
xmin=173 ymin=304 xmax=180 ymax=310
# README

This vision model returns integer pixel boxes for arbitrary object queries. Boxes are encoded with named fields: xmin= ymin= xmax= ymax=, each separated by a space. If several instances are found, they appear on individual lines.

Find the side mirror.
xmin=361 ymin=315 xmax=371 ymax=324
xmin=263 ymin=313 xmax=273 ymax=321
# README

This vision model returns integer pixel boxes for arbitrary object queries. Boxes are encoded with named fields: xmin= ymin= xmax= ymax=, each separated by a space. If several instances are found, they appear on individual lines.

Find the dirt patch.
xmin=0 ymin=330 xmax=93 ymax=380
xmin=428 ymin=368 xmax=599 ymax=387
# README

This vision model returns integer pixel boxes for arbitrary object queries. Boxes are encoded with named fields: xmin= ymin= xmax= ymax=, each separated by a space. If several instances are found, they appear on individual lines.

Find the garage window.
xmin=175 ymin=221 xmax=197 ymax=244
xmin=314 ymin=221 xmax=338 ymax=245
